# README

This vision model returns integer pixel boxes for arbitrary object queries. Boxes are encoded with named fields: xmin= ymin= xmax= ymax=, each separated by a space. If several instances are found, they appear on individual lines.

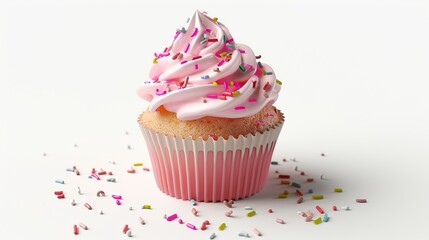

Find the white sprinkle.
xmin=244 ymin=206 xmax=253 ymax=210
xmin=209 ymin=233 xmax=216 ymax=239
xmin=238 ymin=232 xmax=250 ymax=237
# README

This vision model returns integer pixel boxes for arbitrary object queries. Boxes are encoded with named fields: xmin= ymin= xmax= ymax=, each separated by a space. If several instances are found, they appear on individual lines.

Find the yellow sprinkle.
xmin=213 ymin=17 xmax=218 ymax=22
xmin=283 ymin=190 xmax=289 ymax=195
xmin=212 ymin=81 xmax=218 ymax=86
xmin=220 ymin=52 xmax=227 ymax=57
xmin=218 ymin=222 xmax=226 ymax=230
xmin=133 ymin=163 xmax=143 ymax=167
xmin=142 ymin=205 xmax=151 ymax=209
xmin=153 ymin=58 xmax=158 ymax=63
xmin=334 ymin=188 xmax=343 ymax=193
xmin=276 ymin=79 xmax=283 ymax=85
xmin=277 ymin=194 xmax=288 ymax=198
xmin=230 ymin=81 xmax=234 ymax=86
xmin=262 ymin=69 xmax=266 ymax=75
xmin=280 ymin=180 xmax=290 ymax=185
xmin=313 ymin=217 xmax=322 ymax=224
xmin=232 ymin=91 xmax=240 ymax=96
xmin=247 ymin=210 xmax=256 ymax=217
xmin=312 ymin=195 xmax=324 ymax=200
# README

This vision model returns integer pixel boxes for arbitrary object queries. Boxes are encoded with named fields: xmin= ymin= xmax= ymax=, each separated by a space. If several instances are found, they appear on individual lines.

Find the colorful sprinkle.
xmin=322 ymin=213 xmax=329 ymax=222
xmin=133 ymin=163 xmax=143 ymax=167
xmin=218 ymin=223 xmax=226 ymax=230
xmin=297 ymin=196 xmax=304 ymax=204
xmin=313 ymin=217 xmax=322 ymax=225
xmin=184 ymin=43 xmax=190 ymax=53
xmin=291 ymin=182 xmax=301 ymax=188
xmin=276 ymin=79 xmax=283 ymax=85
xmin=239 ymin=65 xmax=246 ymax=72
xmin=208 ymin=38 xmax=218 ymax=42
xmin=152 ymin=58 xmax=158 ymax=63
xmin=248 ymin=98 xmax=256 ymax=102
xmin=255 ymin=55 xmax=262 ymax=59
xmin=312 ymin=195 xmax=324 ymax=200
xmin=232 ymin=91 xmax=240 ymax=96
xmin=201 ymin=75 xmax=209 ymax=79
xmin=212 ymin=81 xmax=218 ymax=86
xmin=183 ymin=76 xmax=189 ymax=88
xmin=239 ymin=49 xmax=246 ymax=53
xmin=246 ymin=210 xmax=256 ymax=217
xmin=266 ymin=71 xmax=273 ymax=75
xmin=253 ymin=228 xmax=262 ymax=236
xmin=192 ymin=56 xmax=202 ymax=60
xmin=195 ymin=64 xmax=198 ymax=70
xmin=258 ymin=62 xmax=263 ymax=68
xmin=334 ymin=188 xmax=343 ymax=193
xmin=276 ymin=218 xmax=285 ymax=224
xmin=316 ymin=205 xmax=324 ymax=214
xmin=166 ymin=214 xmax=178 ymax=221
xmin=207 ymin=94 xmax=217 ymax=99
xmin=217 ymin=59 xmax=225 ymax=66
xmin=186 ymin=223 xmax=197 ymax=230
xmin=234 ymin=106 xmax=245 ymax=110
xmin=180 ymin=60 xmax=187 ymax=64
xmin=190 ymin=28 xmax=198 ymax=37
xmin=263 ymin=82 xmax=270 ymax=91
xmin=356 ymin=198 xmax=367 ymax=203
xmin=281 ymin=180 xmax=290 ymax=185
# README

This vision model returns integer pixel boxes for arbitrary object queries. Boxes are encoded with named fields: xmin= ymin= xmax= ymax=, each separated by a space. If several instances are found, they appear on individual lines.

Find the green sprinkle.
xmin=313 ymin=217 xmax=322 ymax=225
xmin=218 ymin=223 xmax=226 ymax=230
xmin=232 ymin=91 xmax=240 ymax=96
xmin=276 ymin=79 xmax=283 ymax=85
xmin=271 ymin=161 xmax=279 ymax=165
xmin=200 ymin=38 xmax=207 ymax=44
xmin=312 ymin=195 xmax=324 ymax=200
xmin=223 ymin=35 xmax=227 ymax=43
xmin=239 ymin=65 xmax=246 ymax=72
xmin=277 ymin=194 xmax=288 ymax=198
xmin=308 ymin=189 xmax=314 ymax=194
xmin=257 ymin=62 xmax=263 ymax=68
xmin=334 ymin=188 xmax=343 ymax=193
xmin=266 ymin=72 xmax=273 ymax=75
xmin=246 ymin=210 xmax=256 ymax=217
xmin=291 ymin=182 xmax=301 ymax=188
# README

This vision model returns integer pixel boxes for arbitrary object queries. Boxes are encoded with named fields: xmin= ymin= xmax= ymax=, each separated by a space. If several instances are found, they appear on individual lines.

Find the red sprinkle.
xmin=123 ymin=224 xmax=129 ymax=234
xmin=279 ymin=174 xmax=290 ymax=179
xmin=268 ymin=209 xmax=273 ymax=213
xmin=316 ymin=205 xmax=324 ymax=214
xmin=307 ymin=178 xmax=314 ymax=182
xmin=296 ymin=189 xmax=303 ymax=196
xmin=332 ymin=206 xmax=337 ymax=211
xmin=192 ymin=56 xmax=202 ymax=60
xmin=297 ymin=196 xmax=303 ymax=204
xmin=208 ymin=38 xmax=218 ymax=42
xmin=252 ymin=80 xmax=256 ymax=88
xmin=57 ymin=194 xmax=65 ymax=199
xmin=263 ymin=82 xmax=270 ymax=91
xmin=73 ymin=224 xmax=78 ymax=235
xmin=300 ymin=171 xmax=305 ymax=176
xmin=356 ymin=198 xmax=367 ymax=203
xmin=54 ymin=191 xmax=63 ymax=195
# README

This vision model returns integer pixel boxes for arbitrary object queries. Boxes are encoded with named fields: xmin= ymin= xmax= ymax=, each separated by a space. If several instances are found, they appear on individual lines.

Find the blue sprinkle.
xmin=190 ymin=199 xmax=197 ymax=206
xmin=308 ymin=189 xmax=314 ymax=194
xmin=55 ymin=180 xmax=65 ymax=184
xmin=291 ymin=182 xmax=301 ymax=188
xmin=226 ymin=43 xmax=235 ymax=49
xmin=322 ymin=213 xmax=329 ymax=222
xmin=201 ymin=75 xmax=209 ymax=79
xmin=223 ymin=35 xmax=227 ymax=43
xmin=266 ymin=72 xmax=273 ymax=75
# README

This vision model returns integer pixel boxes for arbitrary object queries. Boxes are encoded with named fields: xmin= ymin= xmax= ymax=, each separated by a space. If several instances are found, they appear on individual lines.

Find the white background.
xmin=1 ymin=0 xmax=429 ymax=239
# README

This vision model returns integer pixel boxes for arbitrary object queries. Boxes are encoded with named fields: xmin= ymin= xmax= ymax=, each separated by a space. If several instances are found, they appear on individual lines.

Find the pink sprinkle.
xmin=226 ymin=38 xmax=234 ymax=43
xmin=239 ymin=49 xmax=246 ymax=53
xmin=186 ymin=223 xmax=197 ymax=230
xmin=180 ymin=60 xmax=187 ymax=64
xmin=234 ymin=106 xmax=245 ymax=110
xmin=154 ymin=52 xmax=158 ymax=58
xmin=174 ymin=31 xmax=180 ymax=40
xmin=116 ymin=199 xmax=121 ymax=205
xmin=248 ymin=99 xmax=256 ymax=102
xmin=158 ymin=52 xmax=170 ymax=57
xmin=256 ymin=120 xmax=265 ymax=125
xmin=204 ymin=28 xmax=212 ymax=33
xmin=163 ymin=47 xmax=168 ymax=52
xmin=166 ymin=214 xmax=178 ymax=221
xmin=190 ymin=28 xmax=198 ymax=37
xmin=91 ymin=173 xmax=100 ymax=180
xmin=234 ymin=81 xmax=240 ymax=89
xmin=192 ymin=208 xmax=198 ymax=216
xmin=245 ymin=64 xmax=253 ymax=70
xmin=217 ymin=59 xmax=225 ymax=66
xmin=192 ymin=56 xmax=202 ymax=60
xmin=155 ymin=91 xmax=167 ymax=96
xmin=178 ymin=219 xmax=184 ymax=224
xmin=194 ymin=64 xmax=198 ymax=70
xmin=112 ymin=194 xmax=122 ymax=199
xmin=223 ymin=82 xmax=228 ymax=90
xmin=207 ymin=94 xmax=217 ymax=99
xmin=184 ymin=43 xmax=190 ymax=53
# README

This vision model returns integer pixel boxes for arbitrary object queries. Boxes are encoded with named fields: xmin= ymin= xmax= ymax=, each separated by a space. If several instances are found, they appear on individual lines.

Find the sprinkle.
xmin=212 ymin=81 xmax=218 ymax=86
xmin=217 ymin=59 xmax=225 ymax=66
xmin=316 ymin=205 xmax=324 ymax=214
xmin=253 ymin=228 xmax=262 ymax=236
xmin=252 ymin=80 xmax=256 ymax=88
xmin=152 ymin=58 xmax=158 ymax=64
xmin=297 ymin=196 xmax=303 ymax=204
xmin=218 ymin=223 xmax=226 ymax=230
xmin=276 ymin=79 xmax=283 ymax=85
xmin=112 ymin=195 xmax=123 ymax=200
xmin=238 ymin=232 xmax=250 ymax=238
xmin=208 ymin=38 xmax=218 ymax=42
xmin=143 ymin=167 xmax=150 ymax=171
xmin=133 ymin=163 xmax=143 ymax=167
xmin=342 ymin=206 xmax=351 ymax=210
xmin=255 ymin=55 xmax=262 ymax=59
xmin=142 ymin=204 xmax=151 ymax=209
xmin=219 ymin=52 xmax=227 ymax=57
xmin=226 ymin=43 xmax=235 ymax=49
xmin=213 ymin=67 xmax=220 ymax=72
xmin=138 ymin=217 xmax=145 ymax=225
xmin=305 ymin=211 xmax=314 ymax=222
xmin=116 ymin=199 xmax=121 ymax=205
xmin=96 ymin=191 xmax=105 ymax=197
xmin=190 ymin=199 xmax=197 ymax=206
xmin=244 ymin=64 xmax=253 ymax=70
xmin=210 ymin=233 xmax=216 ymax=239
xmin=279 ymin=174 xmax=290 ymax=179
xmin=201 ymin=97 xmax=207 ymax=103
xmin=263 ymin=82 xmax=270 ymax=91
xmin=201 ymin=75 xmax=209 ymax=79
xmin=200 ymin=38 xmax=207 ymax=44
xmin=229 ymin=81 xmax=234 ymax=86
xmin=223 ymin=35 xmax=227 ymax=43
xmin=322 ymin=213 xmax=329 ymax=222
xmin=84 ymin=203 xmax=92 ymax=210
xmin=239 ymin=65 xmax=246 ymax=72
xmin=180 ymin=60 xmax=187 ymax=64
xmin=190 ymin=28 xmax=199 ymax=37
xmin=278 ymin=194 xmax=288 ymax=198
xmin=296 ymin=189 xmax=303 ymax=196
xmin=204 ymin=28 xmax=212 ymax=33
xmin=283 ymin=190 xmax=289 ymax=195
xmin=192 ymin=55 xmax=202 ymax=60
xmin=332 ymin=206 xmax=338 ymax=211
xmin=218 ymin=96 xmax=226 ymax=100
xmin=177 ymin=53 xmax=183 ymax=59
xmin=186 ymin=223 xmax=197 ymax=230
xmin=239 ymin=49 xmax=246 ymax=53
xmin=166 ymin=214 xmax=178 ymax=221
xmin=312 ymin=195 xmax=324 ymax=200
xmin=248 ymin=98 xmax=256 ymax=102
xmin=182 ymin=76 xmax=189 ymax=88
xmin=266 ymin=72 xmax=273 ymax=75
xmin=276 ymin=218 xmax=285 ymax=224
xmin=73 ymin=224 xmax=79 ymax=235
xmin=232 ymin=91 xmax=240 ymax=96
xmin=291 ymin=182 xmax=301 ymax=188
xmin=207 ymin=94 xmax=217 ymax=99
xmin=54 ymin=191 xmax=63 ymax=195
xmin=192 ymin=208 xmax=198 ymax=216
xmin=223 ymin=200 xmax=232 ymax=208
xmin=313 ymin=217 xmax=322 ymax=225
xmin=271 ymin=161 xmax=279 ymax=165
xmin=212 ymin=17 xmax=218 ymax=22
xmin=308 ymin=189 xmax=314 ymax=193
xmin=184 ymin=43 xmax=190 ymax=53
xmin=55 ymin=180 xmax=65 ymax=184
xmin=222 ymin=92 xmax=232 ymax=97
xmin=334 ymin=188 xmax=343 ymax=193
xmin=234 ymin=106 xmax=245 ymax=110
xmin=262 ymin=69 xmax=267 ymax=75
xmin=186 ymin=17 xmax=190 ymax=23
xmin=79 ymin=223 xmax=88 ymax=230
xmin=256 ymin=120 xmax=265 ymax=126
xmin=281 ymin=180 xmax=290 ymax=185
xmin=195 ymin=64 xmax=199 ymax=70
xmin=225 ymin=210 xmax=233 ymax=217
xmin=268 ymin=209 xmax=274 ymax=213
xmin=356 ymin=198 xmax=367 ymax=203
xmin=244 ymin=206 xmax=253 ymax=210
xmin=246 ymin=210 xmax=256 ymax=217
xmin=226 ymin=38 xmax=234 ymax=43
xmin=123 ymin=224 xmax=129 ymax=234
xmin=257 ymin=62 xmax=263 ymax=68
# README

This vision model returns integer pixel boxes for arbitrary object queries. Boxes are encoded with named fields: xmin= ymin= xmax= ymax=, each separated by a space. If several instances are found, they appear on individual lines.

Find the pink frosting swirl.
xmin=137 ymin=10 xmax=281 ymax=120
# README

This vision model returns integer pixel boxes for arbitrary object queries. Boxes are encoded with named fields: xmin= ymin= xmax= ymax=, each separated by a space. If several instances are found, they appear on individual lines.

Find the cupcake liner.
xmin=139 ymin=114 xmax=284 ymax=202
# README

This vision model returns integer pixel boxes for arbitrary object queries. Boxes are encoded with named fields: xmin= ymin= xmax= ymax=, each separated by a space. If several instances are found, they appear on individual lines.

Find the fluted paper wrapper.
xmin=139 ymin=117 xmax=283 ymax=202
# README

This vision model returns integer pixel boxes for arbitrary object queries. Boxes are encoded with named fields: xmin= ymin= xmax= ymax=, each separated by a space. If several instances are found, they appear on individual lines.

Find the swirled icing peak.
xmin=137 ymin=10 xmax=282 ymax=120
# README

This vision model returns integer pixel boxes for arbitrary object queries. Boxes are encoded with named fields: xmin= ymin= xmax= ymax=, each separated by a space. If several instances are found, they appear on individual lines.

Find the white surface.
xmin=1 ymin=0 xmax=429 ymax=239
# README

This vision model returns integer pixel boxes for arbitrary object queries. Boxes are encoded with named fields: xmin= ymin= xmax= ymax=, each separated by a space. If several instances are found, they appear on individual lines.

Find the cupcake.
xmin=137 ymin=10 xmax=284 ymax=202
